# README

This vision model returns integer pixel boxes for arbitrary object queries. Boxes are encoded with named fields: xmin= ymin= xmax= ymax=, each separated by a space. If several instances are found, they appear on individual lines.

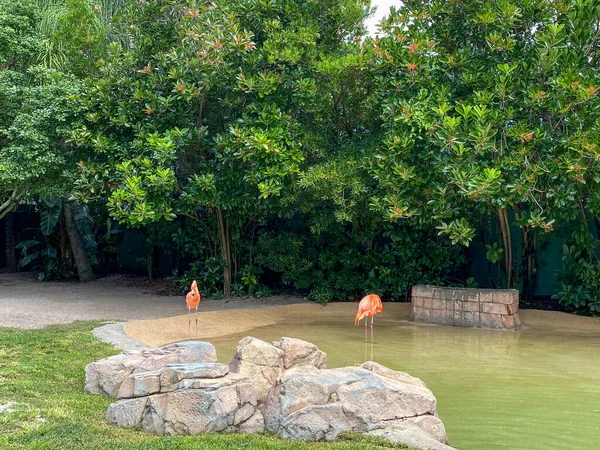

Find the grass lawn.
xmin=0 ymin=321 xmax=415 ymax=449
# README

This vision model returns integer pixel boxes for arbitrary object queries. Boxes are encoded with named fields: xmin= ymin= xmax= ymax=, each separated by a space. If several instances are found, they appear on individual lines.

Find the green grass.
xmin=0 ymin=322 xmax=415 ymax=449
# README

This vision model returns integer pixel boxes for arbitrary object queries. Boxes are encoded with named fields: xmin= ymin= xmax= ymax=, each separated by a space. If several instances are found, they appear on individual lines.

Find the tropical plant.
xmin=553 ymin=224 xmax=600 ymax=314
xmin=35 ymin=0 xmax=127 ymax=74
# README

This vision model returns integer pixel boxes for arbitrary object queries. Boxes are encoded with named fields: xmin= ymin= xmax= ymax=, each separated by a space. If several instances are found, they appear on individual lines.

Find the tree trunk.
xmin=581 ymin=202 xmax=598 ymax=261
xmin=147 ymin=252 xmax=154 ymax=280
xmin=216 ymin=207 xmax=232 ymax=296
xmin=521 ymin=228 xmax=537 ymax=301
xmin=63 ymin=201 xmax=94 ymax=282
xmin=5 ymin=211 xmax=16 ymax=272
xmin=150 ymin=245 xmax=159 ymax=280
xmin=498 ymin=208 xmax=512 ymax=288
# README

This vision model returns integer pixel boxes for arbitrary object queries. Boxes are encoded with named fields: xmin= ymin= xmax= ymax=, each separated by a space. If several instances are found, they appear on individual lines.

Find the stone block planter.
xmin=410 ymin=285 xmax=521 ymax=330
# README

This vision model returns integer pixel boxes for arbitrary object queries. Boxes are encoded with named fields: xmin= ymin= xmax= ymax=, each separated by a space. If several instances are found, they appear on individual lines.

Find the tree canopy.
xmin=2 ymin=0 xmax=600 ymax=312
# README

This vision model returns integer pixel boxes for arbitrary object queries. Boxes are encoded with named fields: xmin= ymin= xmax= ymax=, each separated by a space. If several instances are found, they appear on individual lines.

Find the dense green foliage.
xmin=0 ymin=0 xmax=84 ymax=220
xmin=67 ymin=0 xmax=467 ymax=299
xmin=0 ymin=322 xmax=415 ymax=449
xmin=372 ymin=0 xmax=600 ymax=304
xmin=2 ymin=0 xmax=600 ymax=312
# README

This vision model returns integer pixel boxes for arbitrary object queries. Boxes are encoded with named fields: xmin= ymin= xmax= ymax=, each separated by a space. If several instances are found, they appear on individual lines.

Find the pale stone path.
xmin=0 ymin=273 xmax=303 ymax=329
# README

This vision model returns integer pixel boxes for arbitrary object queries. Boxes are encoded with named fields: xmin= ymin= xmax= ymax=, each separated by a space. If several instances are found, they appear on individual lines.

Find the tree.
xmin=0 ymin=0 xmax=97 ymax=281
xmin=73 ymin=0 xmax=372 ymax=295
xmin=4 ymin=211 xmax=16 ymax=272
xmin=369 ymin=0 xmax=600 ymax=296
xmin=0 ymin=0 xmax=85 ymax=220
xmin=63 ymin=200 xmax=94 ymax=281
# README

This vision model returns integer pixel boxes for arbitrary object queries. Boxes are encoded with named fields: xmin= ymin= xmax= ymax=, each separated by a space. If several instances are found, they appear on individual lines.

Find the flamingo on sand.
xmin=355 ymin=294 xmax=383 ymax=360
xmin=185 ymin=280 xmax=201 ymax=339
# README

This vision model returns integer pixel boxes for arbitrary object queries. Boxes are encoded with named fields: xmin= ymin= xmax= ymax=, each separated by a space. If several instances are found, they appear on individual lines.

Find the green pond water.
xmin=211 ymin=315 xmax=600 ymax=450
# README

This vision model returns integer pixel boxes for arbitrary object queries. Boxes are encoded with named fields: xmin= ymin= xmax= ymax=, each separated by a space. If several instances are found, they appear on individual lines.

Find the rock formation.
xmin=84 ymin=341 xmax=217 ymax=397
xmin=228 ymin=336 xmax=327 ymax=404
xmin=106 ymin=364 xmax=263 ymax=435
xmin=265 ymin=361 xmax=447 ymax=444
xmin=85 ymin=336 xmax=455 ymax=450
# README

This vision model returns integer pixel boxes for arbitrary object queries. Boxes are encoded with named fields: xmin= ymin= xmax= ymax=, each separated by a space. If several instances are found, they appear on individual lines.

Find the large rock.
xmin=228 ymin=337 xmax=285 ymax=403
xmin=85 ymin=341 xmax=218 ymax=397
xmin=368 ymin=423 xmax=456 ymax=450
xmin=228 ymin=336 xmax=327 ymax=404
xmin=406 ymin=415 xmax=449 ymax=444
xmin=107 ymin=372 xmax=263 ymax=435
xmin=117 ymin=362 xmax=230 ymax=399
xmin=106 ymin=396 xmax=148 ymax=428
xmin=117 ymin=369 xmax=161 ymax=399
xmin=134 ymin=341 xmax=217 ymax=372
xmin=265 ymin=362 xmax=447 ymax=444
xmin=361 ymin=361 xmax=426 ymax=388
xmin=273 ymin=337 xmax=327 ymax=370
xmin=85 ymin=352 xmax=145 ymax=397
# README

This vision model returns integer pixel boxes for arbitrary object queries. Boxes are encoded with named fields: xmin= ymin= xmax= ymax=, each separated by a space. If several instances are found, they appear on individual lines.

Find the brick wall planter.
xmin=410 ymin=285 xmax=521 ymax=330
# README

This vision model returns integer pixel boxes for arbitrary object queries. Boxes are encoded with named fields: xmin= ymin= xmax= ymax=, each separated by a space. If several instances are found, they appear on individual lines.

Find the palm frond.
xmin=34 ymin=0 xmax=129 ymax=70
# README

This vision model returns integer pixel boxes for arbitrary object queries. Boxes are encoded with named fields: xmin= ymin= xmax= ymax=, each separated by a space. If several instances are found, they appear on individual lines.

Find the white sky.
xmin=365 ymin=0 xmax=402 ymax=36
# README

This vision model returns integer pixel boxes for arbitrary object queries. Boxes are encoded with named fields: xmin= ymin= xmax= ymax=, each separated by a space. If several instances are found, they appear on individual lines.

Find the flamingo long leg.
xmin=370 ymin=315 xmax=374 ymax=361
xmin=195 ymin=306 xmax=198 ymax=340
xmin=364 ymin=317 xmax=368 ymax=362
xmin=188 ymin=308 xmax=191 ymax=339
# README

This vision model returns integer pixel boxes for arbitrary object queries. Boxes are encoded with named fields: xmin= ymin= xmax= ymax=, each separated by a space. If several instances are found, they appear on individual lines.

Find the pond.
xmin=203 ymin=307 xmax=600 ymax=450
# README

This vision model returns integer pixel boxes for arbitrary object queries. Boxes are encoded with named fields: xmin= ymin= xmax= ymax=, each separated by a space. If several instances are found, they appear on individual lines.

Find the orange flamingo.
xmin=185 ymin=280 xmax=201 ymax=339
xmin=355 ymin=294 xmax=383 ymax=361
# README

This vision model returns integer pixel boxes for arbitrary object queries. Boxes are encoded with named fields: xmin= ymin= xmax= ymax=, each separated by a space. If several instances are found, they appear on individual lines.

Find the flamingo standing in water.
xmin=185 ymin=280 xmax=201 ymax=339
xmin=355 ymin=294 xmax=383 ymax=361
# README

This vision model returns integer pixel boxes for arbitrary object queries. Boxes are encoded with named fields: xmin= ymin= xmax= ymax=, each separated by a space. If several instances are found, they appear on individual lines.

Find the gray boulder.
xmin=85 ymin=341 xmax=218 ymax=397
xmin=117 ymin=369 xmax=161 ymax=399
xmin=361 ymin=361 xmax=426 ymax=388
xmin=368 ymin=423 xmax=456 ymax=450
xmin=106 ymin=397 xmax=148 ymax=428
xmin=107 ymin=372 xmax=263 ymax=435
xmin=406 ymin=415 xmax=449 ymax=444
xmin=273 ymin=337 xmax=327 ymax=370
xmin=95 ymin=336 xmax=453 ymax=450
xmin=132 ymin=341 xmax=218 ymax=373
xmin=84 ymin=352 xmax=145 ymax=397
xmin=117 ymin=362 xmax=230 ymax=399
xmin=228 ymin=336 xmax=285 ymax=403
xmin=265 ymin=362 xmax=447 ymax=444
xmin=228 ymin=336 xmax=327 ymax=404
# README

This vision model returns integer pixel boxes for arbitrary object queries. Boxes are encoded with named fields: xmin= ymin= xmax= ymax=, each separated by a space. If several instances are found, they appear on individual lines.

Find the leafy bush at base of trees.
xmin=253 ymin=222 xmax=467 ymax=302
xmin=171 ymin=215 xmax=467 ymax=302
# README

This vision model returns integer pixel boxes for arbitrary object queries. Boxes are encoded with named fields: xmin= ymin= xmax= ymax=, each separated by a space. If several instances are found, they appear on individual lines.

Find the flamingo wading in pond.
xmin=355 ymin=294 xmax=383 ymax=361
xmin=186 ymin=280 xmax=201 ymax=339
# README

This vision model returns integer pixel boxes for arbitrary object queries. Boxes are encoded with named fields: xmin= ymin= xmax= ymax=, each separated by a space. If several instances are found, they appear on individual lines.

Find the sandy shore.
xmin=2 ymin=272 xmax=599 ymax=344
xmin=125 ymin=302 xmax=600 ymax=348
